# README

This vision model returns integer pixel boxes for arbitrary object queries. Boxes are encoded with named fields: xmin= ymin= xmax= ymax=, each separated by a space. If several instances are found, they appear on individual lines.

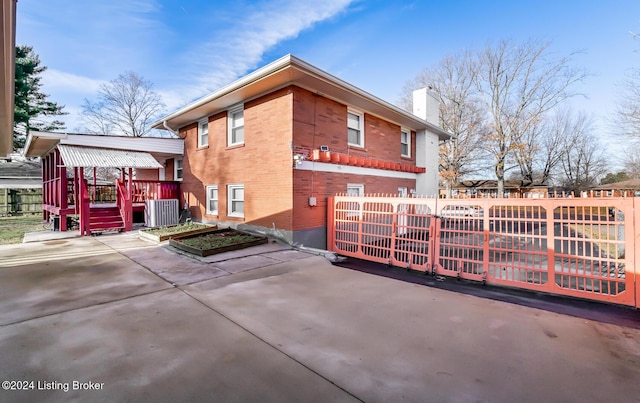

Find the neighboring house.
xmin=24 ymin=131 xmax=183 ymax=233
xmin=0 ymin=155 xmax=42 ymax=215
xmin=593 ymin=179 xmax=640 ymax=197
xmin=442 ymin=180 xmax=549 ymax=199
xmin=150 ymin=54 xmax=449 ymax=248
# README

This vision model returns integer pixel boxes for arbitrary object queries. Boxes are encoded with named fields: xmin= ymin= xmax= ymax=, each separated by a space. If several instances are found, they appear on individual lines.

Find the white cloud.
xmin=42 ymin=69 xmax=106 ymax=95
xmin=164 ymin=0 xmax=356 ymax=108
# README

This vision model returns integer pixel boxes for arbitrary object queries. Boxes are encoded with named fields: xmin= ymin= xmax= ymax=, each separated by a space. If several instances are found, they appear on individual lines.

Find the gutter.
xmin=162 ymin=120 xmax=179 ymax=137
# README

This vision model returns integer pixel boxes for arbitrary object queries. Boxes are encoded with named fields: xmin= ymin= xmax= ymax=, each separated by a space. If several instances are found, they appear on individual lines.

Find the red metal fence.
xmin=327 ymin=195 xmax=639 ymax=308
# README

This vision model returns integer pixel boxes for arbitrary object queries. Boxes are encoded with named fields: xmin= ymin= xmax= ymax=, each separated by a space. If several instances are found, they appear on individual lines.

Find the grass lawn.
xmin=0 ymin=215 xmax=47 ymax=245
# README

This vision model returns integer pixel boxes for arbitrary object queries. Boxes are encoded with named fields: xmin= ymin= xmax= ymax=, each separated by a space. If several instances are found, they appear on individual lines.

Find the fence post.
xmin=635 ymin=197 xmax=640 ymax=309
xmin=327 ymin=196 xmax=335 ymax=252
xmin=429 ymin=214 xmax=440 ymax=275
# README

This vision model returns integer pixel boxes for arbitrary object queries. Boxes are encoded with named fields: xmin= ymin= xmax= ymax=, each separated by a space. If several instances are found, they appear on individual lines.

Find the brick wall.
xmin=179 ymin=88 xmax=294 ymax=231
xmin=291 ymin=86 xmax=417 ymax=232
xmin=177 ymin=85 xmax=419 ymax=237
xmin=135 ymin=168 xmax=159 ymax=181
xmin=292 ymin=170 xmax=416 ymax=231
xmin=292 ymin=86 xmax=416 ymax=164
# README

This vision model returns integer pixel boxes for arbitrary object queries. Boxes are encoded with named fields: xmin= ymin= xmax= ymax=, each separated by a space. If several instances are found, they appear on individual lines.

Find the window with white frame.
xmin=346 ymin=184 xmax=364 ymax=217
xmin=401 ymin=129 xmax=411 ymax=158
xmin=347 ymin=183 xmax=364 ymax=196
xmin=206 ymin=185 xmax=218 ymax=215
xmin=347 ymin=110 xmax=364 ymax=147
xmin=198 ymin=118 xmax=209 ymax=147
xmin=227 ymin=184 xmax=244 ymax=217
xmin=175 ymin=158 xmax=183 ymax=180
xmin=228 ymin=106 xmax=244 ymax=146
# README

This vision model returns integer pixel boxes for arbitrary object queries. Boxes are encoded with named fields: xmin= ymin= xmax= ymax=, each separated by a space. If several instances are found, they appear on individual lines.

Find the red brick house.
xmin=150 ymin=55 xmax=449 ymax=248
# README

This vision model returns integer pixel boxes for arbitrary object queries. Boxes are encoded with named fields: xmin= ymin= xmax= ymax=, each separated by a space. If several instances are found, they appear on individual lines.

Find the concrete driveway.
xmin=0 ymin=232 xmax=639 ymax=402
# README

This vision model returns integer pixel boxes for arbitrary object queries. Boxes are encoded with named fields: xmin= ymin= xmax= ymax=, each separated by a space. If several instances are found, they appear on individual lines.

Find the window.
xmin=198 ymin=118 xmax=209 ymax=147
xmin=347 ymin=110 xmax=364 ymax=147
xmin=227 ymin=184 xmax=244 ymax=217
xmin=228 ymin=106 xmax=244 ymax=146
xmin=347 ymin=183 xmax=364 ymax=196
xmin=206 ymin=185 xmax=218 ymax=215
xmin=401 ymin=129 xmax=411 ymax=157
xmin=175 ymin=158 xmax=183 ymax=181
xmin=346 ymin=184 xmax=364 ymax=217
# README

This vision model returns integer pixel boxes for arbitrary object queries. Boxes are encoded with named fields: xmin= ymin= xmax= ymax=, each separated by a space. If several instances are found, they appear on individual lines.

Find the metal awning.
xmin=57 ymin=145 xmax=163 ymax=168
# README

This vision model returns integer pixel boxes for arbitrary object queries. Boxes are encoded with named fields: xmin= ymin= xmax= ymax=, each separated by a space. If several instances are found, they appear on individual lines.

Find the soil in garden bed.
xmin=170 ymin=228 xmax=268 ymax=257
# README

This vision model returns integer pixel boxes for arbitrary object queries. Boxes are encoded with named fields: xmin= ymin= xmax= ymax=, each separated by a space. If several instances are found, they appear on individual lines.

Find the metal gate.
xmin=327 ymin=195 xmax=639 ymax=308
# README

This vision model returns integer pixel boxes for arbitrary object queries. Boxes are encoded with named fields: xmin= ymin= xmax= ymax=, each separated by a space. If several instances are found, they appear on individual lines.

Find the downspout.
xmin=162 ymin=120 xmax=179 ymax=137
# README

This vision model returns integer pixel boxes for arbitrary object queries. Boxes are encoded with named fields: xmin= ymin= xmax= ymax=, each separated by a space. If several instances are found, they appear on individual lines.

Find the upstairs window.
xmin=198 ymin=118 xmax=209 ymax=147
xmin=347 ymin=110 xmax=364 ymax=147
xmin=228 ymin=106 xmax=244 ymax=146
xmin=401 ymin=129 xmax=410 ymax=158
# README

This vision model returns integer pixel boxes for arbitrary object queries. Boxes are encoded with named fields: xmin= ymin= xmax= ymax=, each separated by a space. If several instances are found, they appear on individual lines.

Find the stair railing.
xmin=116 ymin=179 xmax=133 ymax=231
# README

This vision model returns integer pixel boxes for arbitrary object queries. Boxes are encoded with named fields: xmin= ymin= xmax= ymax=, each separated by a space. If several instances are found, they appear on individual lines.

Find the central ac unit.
xmin=145 ymin=199 xmax=179 ymax=227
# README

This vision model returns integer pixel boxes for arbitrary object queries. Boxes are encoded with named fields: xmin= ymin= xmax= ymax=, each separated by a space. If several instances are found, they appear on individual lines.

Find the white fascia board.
xmin=296 ymin=161 xmax=417 ymax=179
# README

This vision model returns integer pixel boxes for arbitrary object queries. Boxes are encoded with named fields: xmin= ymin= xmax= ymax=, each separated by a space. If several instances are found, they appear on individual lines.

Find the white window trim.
xmin=401 ymin=128 xmax=411 ymax=158
xmin=346 ymin=183 xmax=364 ymax=218
xmin=198 ymin=117 xmax=209 ymax=148
xmin=174 ymin=158 xmax=183 ymax=181
xmin=347 ymin=183 xmax=364 ymax=196
xmin=227 ymin=184 xmax=244 ymax=218
xmin=206 ymin=185 xmax=218 ymax=215
xmin=347 ymin=109 xmax=365 ymax=148
xmin=227 ymin=105 xmax=244 ymax=146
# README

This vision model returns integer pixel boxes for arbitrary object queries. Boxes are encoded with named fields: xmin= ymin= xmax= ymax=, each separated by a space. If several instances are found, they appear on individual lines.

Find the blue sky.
xmin=16 ymin=0 xmax=640 ymax=156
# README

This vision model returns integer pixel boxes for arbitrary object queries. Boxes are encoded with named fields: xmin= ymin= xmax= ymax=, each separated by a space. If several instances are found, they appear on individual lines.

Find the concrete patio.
xmin=0 ymin=231 xmax=638 ymax=402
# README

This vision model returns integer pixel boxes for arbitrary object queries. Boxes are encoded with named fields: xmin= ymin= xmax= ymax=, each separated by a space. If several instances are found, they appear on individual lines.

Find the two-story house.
xmin=148 ymin=55 xmax=449 ymax=248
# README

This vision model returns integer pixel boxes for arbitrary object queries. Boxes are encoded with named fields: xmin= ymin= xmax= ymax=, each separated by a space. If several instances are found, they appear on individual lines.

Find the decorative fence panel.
xmin=328 ymin=195 xmax=639 ymax=308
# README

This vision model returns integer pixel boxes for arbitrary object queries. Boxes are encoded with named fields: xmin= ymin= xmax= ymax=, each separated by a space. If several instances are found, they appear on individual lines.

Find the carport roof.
xmin=57 ymin=144 xmax=163 ymax=168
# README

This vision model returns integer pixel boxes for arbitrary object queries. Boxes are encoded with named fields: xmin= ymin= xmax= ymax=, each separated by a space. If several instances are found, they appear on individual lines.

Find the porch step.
xmin=89 ymin=207 xmax=124 ymax=232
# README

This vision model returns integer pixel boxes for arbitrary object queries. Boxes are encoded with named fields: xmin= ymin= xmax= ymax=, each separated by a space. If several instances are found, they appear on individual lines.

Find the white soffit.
xmin=57 ymin=145 xmax=162 ymax=168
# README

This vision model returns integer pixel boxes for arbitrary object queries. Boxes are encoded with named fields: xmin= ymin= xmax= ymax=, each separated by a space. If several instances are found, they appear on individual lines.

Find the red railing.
xmin=79 ymin=179 xmax=91 ymax=235
xmin=131 ymin=180 xmax=180 ymax=203
xmin=116 ymin=179 xmax=132 ymax=231
xmin=328 ymin=194 xmax=639 ymax=308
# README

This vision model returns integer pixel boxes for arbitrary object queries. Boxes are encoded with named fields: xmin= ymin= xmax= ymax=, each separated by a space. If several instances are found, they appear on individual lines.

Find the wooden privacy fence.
xmin=0 ymin=188 xmax=42 ymax=215
xmin=327 ymin=195 xmax=640 ymax=308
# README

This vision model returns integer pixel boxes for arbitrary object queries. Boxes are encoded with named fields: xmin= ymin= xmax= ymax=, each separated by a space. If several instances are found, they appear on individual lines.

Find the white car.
xmin=440 ymin=206 xmax=482 ymax=218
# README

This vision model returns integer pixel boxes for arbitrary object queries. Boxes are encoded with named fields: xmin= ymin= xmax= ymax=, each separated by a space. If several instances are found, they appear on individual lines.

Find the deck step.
xmin=89 ymin=207 xmax=124 ymax=232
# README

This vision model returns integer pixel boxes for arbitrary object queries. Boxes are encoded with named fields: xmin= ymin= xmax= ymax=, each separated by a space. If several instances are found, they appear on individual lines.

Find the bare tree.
xmin=558 ymin=112 xmax=607 ymax=192
xmin=82 ymin=71 xmax=165 ymax=137
xmin=400 ymin=51 xmax=488 ymax=196
xmin=614 ymin=68 xmax=640 ymax=137
xmin=474 ymin=39 xmax=587 ymax=196
xmin=513 ymin=109 xmax=570 ymax=184
xmin=624 ymin=142 xmax=640 ymax=179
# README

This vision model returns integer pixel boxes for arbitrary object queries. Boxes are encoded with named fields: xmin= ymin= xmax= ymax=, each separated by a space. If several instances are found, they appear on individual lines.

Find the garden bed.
xmin=139 ymin=222 xmax=217 ymax=243
xmin=169 ymin=228 xmax=268 ymax=257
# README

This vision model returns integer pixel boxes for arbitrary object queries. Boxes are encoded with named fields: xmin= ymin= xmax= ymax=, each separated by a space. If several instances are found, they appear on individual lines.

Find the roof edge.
xmin=152 ymin=55 xmax=450 ymax=140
